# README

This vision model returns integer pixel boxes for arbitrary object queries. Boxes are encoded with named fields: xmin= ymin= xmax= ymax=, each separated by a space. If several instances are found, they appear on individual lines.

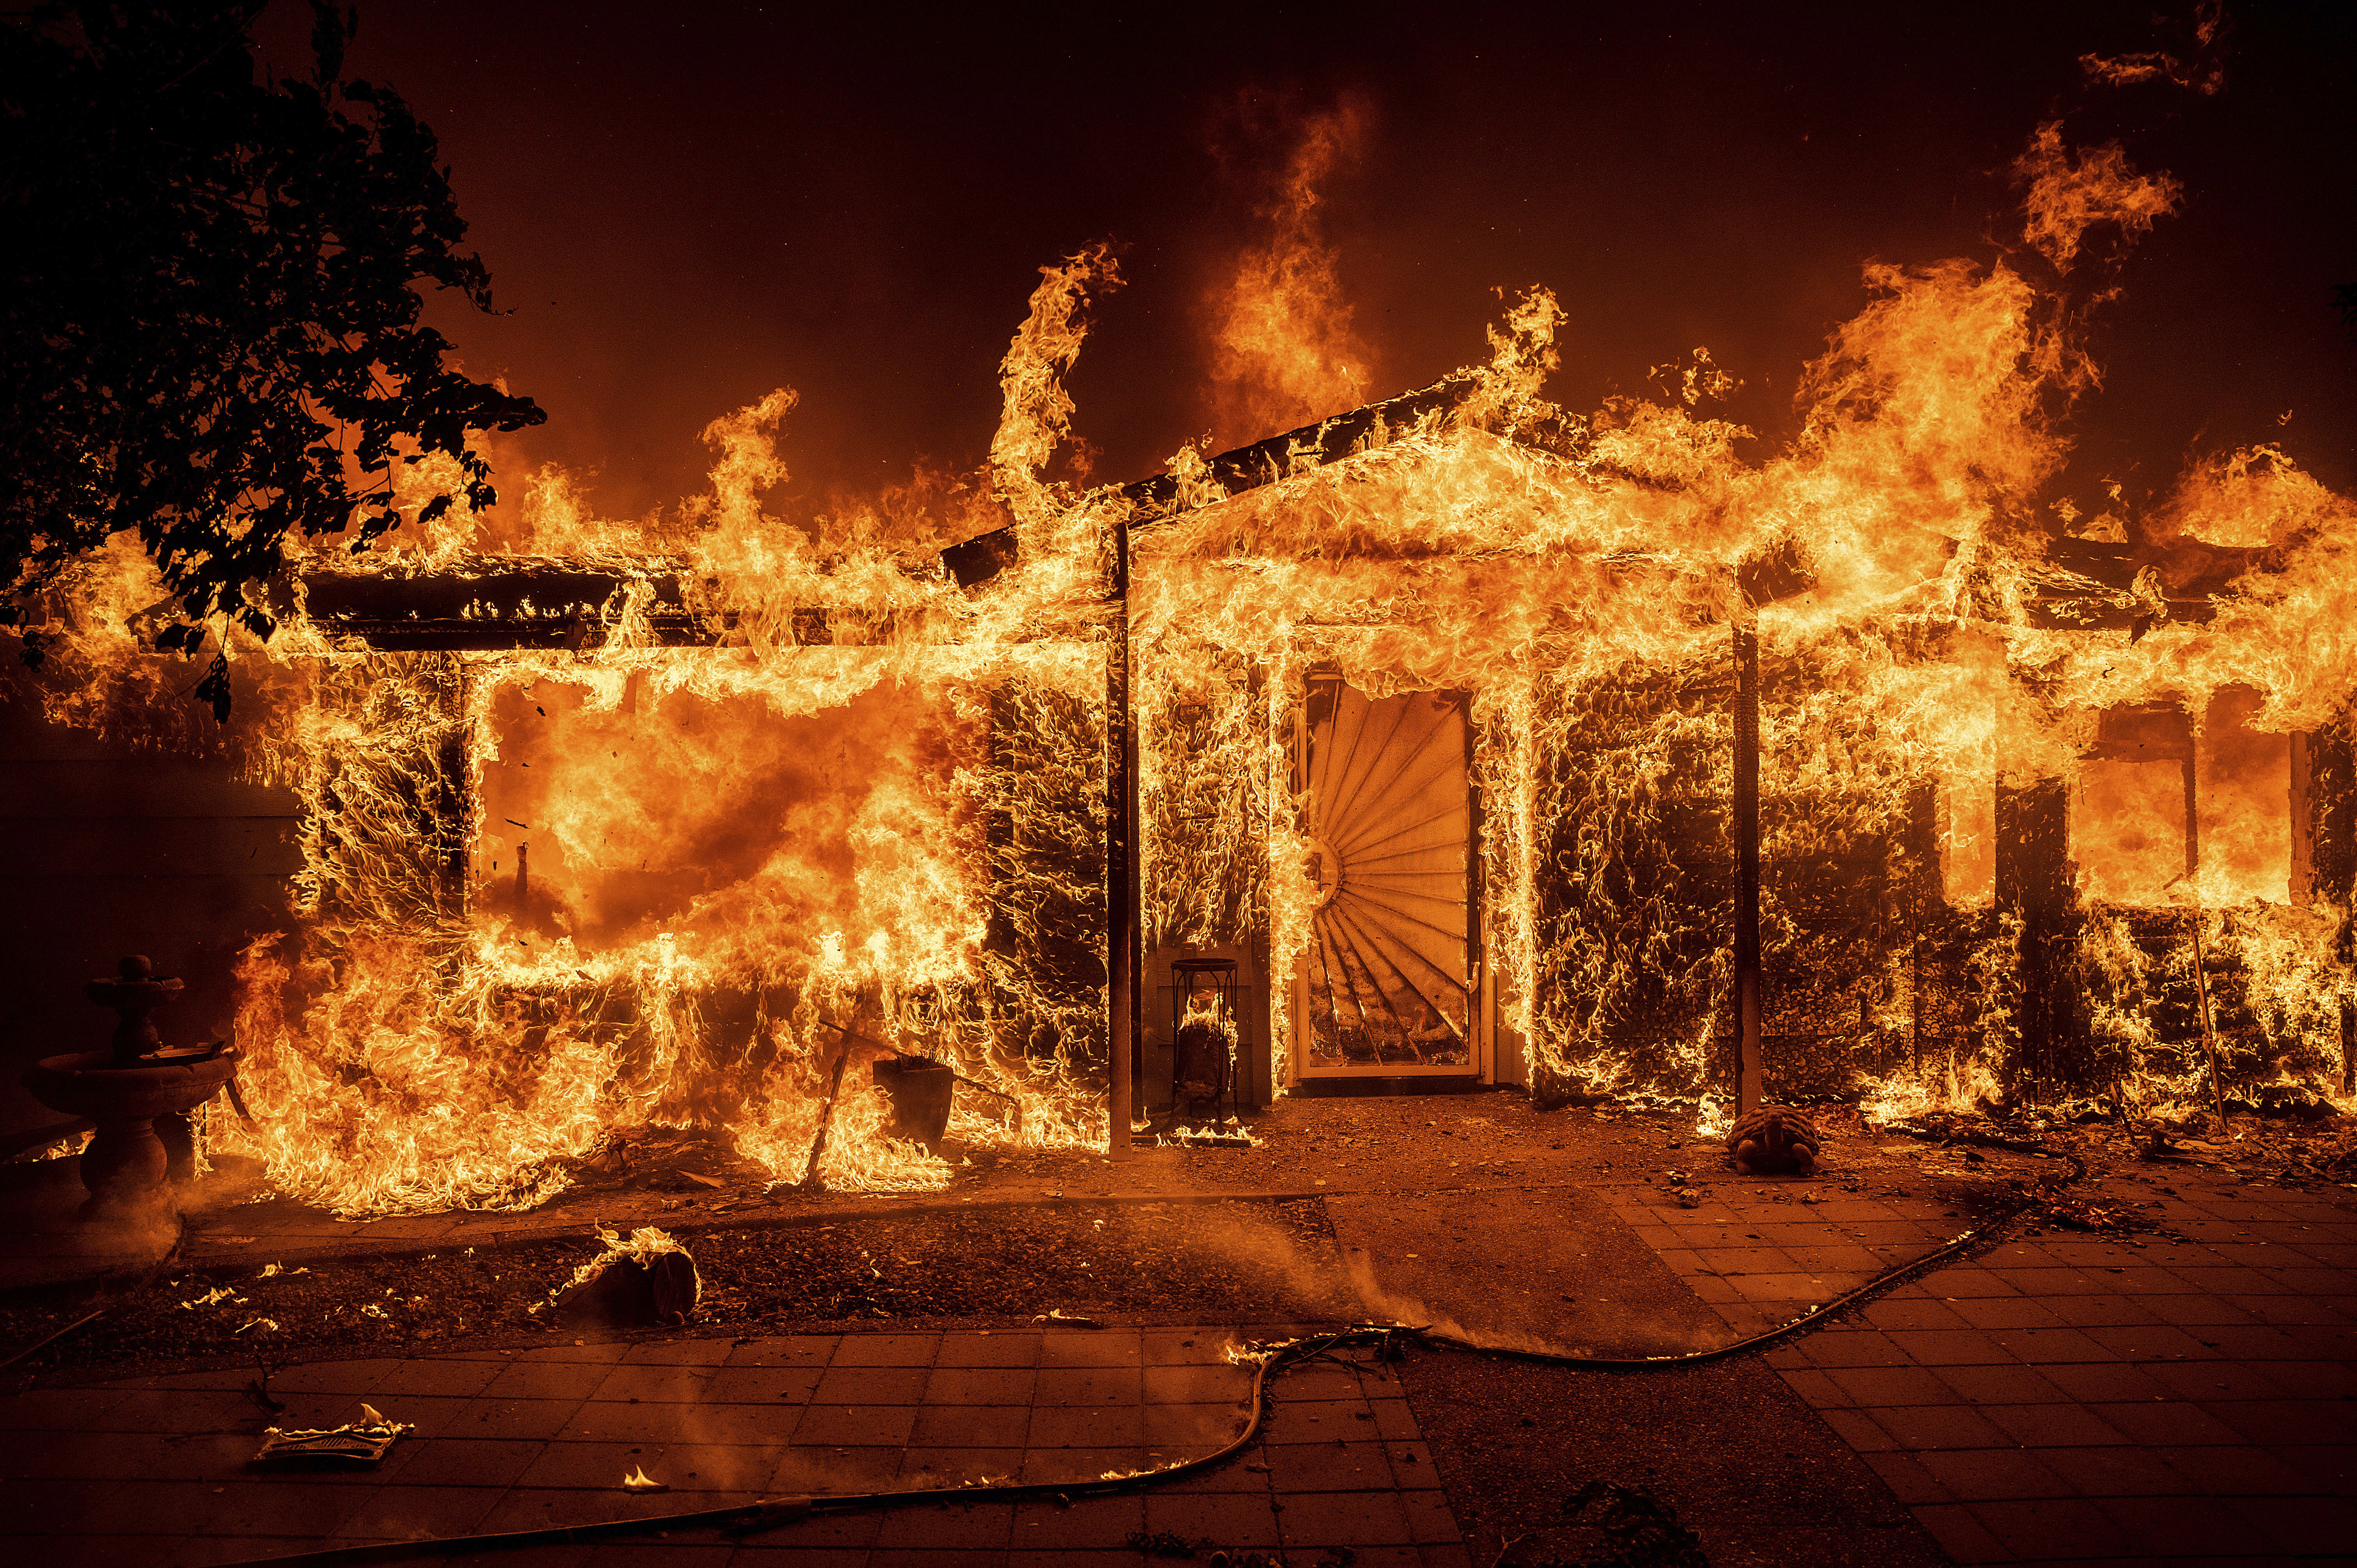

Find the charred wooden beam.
xmin=1124 ymin=370 xmax=1485 ymax=523
xmin=2021 ymin=537 xmax=2263 ymax=632
xmin=2290 ymin=730 xmax=2315 ymax=906
xmin=1732 ymin=617 xmax=1762 ymax=1116
xmin=301 ymin=563 xmax=721 ymax=651
xmin=938 ymin=529 xmax=1021 ymax=595
xmin=300 ymin=563 xmax=920 ymax=653
xmin=1996 ymin=775 xmax=2076 ymax=1085
xmin=940 ymin=371 xmax=1486 ymax=591
xmin=313 ymin=371 xmax=1474 ymax=650
xmin=1107 ymin=521 xmax=1137 ymax=1159
xmin=1905 ymin=780 xmax=1937 ymax=1075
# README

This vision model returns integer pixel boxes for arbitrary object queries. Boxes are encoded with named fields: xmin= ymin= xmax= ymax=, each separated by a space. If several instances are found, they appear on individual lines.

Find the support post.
xmin=2183 ymin=749 xmax=2200 ymax=882
xmin=437 ymin=662 xmax=472 ymax=919
xmin=1733 ymin=616 xmax=1762 ymax=1116
xmin=1106 ymin=520 xmax=1135 ymax=1161
xmin=1995 ymin=775 xmax=2074 ymax=1085
xmin=1907 ymin=782 xmax=1936 ymax=1076
xmin=2290 ymin=731 xmax=2315 ymax=906
xmin=2186 ymin=907 xmax=2232 ymax=1137
xmin=2304 ymin=711 xmax=2356 ymax=1093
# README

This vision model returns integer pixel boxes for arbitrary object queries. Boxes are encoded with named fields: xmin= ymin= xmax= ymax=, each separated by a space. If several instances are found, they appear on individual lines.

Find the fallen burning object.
xmin=252 ymin=1403 xmax=411 ymax=1467
xmin=564 ymin=1125 xmax=769 ymax=1192
xmin=1727 ymin=1107 xmax=1822 ymax=1176
xmin=543 ymin=1225 xmax=702 ymax=1328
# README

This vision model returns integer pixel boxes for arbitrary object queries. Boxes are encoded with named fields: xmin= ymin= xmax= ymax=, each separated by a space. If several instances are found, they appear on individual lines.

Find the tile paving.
xmin=1613 ymin=1164 xmax=2357 ymax=1564
xmin=0 ymin=1324 xmax=1466 ymax=1568
xmin=8 ymin=1117 xmax=2357 ymax=1564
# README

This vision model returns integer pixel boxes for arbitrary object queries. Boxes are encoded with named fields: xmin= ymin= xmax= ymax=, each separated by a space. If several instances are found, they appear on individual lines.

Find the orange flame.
xmin=2014 ymin=122 xmax=2183 ymax=272
xmin=1205 ymin=95 xmax=1375 ymax=447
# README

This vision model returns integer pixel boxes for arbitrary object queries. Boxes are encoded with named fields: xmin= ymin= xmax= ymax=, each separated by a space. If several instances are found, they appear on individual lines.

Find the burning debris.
xmin=542 ymin=1225 xmax=701 ymax=1329
xmin=564 ymin=1125 xmax=771 ymax=1196
xmin=251 ymin=1403 xmax=411 ymax=1469
xmin=1033 ymin=1308 xmax=1106 ymax=1330
xmin=2038 ymin=1194 xmax=2154 ymax=1235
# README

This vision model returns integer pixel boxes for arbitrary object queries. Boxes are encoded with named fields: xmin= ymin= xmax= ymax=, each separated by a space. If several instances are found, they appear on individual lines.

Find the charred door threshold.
xmin=1288 ymin=1076 xmax=1496 ymax=1098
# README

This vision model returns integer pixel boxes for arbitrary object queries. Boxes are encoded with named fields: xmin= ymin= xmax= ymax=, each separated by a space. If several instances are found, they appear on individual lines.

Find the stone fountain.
xmin=19 ymin=956 xmax=240 ymax=1224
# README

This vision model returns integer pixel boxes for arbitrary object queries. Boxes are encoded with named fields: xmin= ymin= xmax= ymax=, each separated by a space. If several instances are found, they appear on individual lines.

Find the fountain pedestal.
xmin=18 ymin=957 xmax=240 ymax=1224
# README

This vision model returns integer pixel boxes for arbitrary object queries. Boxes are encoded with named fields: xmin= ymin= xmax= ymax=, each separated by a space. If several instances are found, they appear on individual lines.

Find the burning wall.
xmin=4 ymin=254 xmax=1136 ymax=1213
xmin=1127 ymin=231 xmax=2357 ymax=1127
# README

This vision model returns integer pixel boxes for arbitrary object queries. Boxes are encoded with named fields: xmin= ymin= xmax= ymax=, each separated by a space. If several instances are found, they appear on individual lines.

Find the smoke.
xmin=1341 ymin=1247 xmax=1568 ymax=1357
xmin=1339 ymin=1248 xmax=1723 ymax=1361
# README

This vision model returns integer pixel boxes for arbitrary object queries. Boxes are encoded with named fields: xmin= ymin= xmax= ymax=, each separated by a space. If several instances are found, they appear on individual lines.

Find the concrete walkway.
xmin=0 ymin=1323 xmax=1463 ymax=1568
xmin=1615 ymin=1165 xmax=2357 ymax=1564
xmin=7 ymin=1102 xmax=2356 ymax=1564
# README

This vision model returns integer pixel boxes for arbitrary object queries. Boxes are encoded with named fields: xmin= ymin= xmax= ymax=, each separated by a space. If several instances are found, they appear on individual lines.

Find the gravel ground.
xmin=1392 ymin=1339 xmax=1950 ymax=1568
xmin=10 ymin=1091 xmax=2349 ymax=1385
xmin=0 ymin=1197 xmax=1355 ymax=1381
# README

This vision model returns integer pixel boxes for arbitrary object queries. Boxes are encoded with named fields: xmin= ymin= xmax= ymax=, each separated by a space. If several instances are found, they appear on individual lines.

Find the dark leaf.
xmin=193 ymin=652 xmax=233 ymax=724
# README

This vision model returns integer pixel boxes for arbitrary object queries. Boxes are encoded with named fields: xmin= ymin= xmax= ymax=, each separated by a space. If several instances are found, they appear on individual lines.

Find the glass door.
xmin=1296 ymin=676 xmax=1477 ymax=1077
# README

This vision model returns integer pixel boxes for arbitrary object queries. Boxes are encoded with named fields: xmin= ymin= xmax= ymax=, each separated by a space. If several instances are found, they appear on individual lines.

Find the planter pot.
xmin=872 ymin=1056 xmax=956 ymax=1153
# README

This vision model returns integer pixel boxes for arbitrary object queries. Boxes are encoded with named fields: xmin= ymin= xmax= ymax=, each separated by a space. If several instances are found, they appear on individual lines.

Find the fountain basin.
xmin=21 ymin=1049 xmax=240 ymax=1222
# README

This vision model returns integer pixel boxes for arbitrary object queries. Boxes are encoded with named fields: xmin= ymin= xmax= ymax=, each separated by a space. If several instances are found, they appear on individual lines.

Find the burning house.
xmin=1120 ymin=268 xmax=2355 ymax=1132
xmin=5 ymin=115 xmax=2353 ymax=1227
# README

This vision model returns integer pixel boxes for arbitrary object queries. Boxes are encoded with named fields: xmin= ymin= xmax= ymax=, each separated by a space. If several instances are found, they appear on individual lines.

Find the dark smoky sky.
xmin=283 ymin=0 xmax=2353 ymax=528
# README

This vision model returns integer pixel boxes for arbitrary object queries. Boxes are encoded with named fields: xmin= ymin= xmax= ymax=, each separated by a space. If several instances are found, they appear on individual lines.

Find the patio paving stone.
xmin=1617 ymin=1163 xmax=2357 ymax=1564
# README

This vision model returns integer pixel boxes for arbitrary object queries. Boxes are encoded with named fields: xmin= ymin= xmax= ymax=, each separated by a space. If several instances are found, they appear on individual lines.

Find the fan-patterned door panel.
xmin=1300 ymin=679 xmax=1474 ymax=1074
